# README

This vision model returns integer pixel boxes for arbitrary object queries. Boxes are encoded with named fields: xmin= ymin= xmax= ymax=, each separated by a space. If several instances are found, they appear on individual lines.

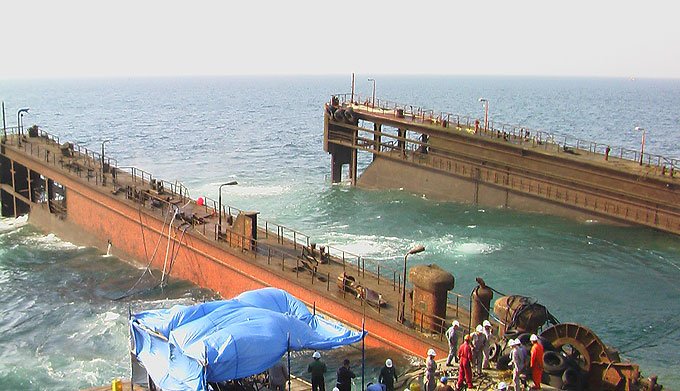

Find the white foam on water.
xmin=23 ymin=233 xmax=80 ymax=251
xmin=321 ymin=232 xmax=406 ymax=260
xmin=453 ymin=241 xmax=501 ymax=255
xmin=0 ymin=215 xmax=29 ymax=233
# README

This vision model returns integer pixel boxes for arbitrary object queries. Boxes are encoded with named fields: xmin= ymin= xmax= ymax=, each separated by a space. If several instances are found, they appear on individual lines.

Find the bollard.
xmin=112 ymin=378 xmax=123 ymax=391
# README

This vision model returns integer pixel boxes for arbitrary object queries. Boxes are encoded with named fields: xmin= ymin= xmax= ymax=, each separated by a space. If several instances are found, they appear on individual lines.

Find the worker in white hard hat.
xmin=529 ymin=334 xmax=544 ymax=389
xmin=482 ymin=320 xmax=494 ymax=369
xmin=444 ymin=320 xmax=460 ymax=367
xmin=424 ymin=348 xmax=437 ymax=391
xmin=497 ymin=381 xmax=508 ymax=390
xmin=471 ymin=325 xmax=487 ymax=376
xmin=308 ymin=351 xmax=327 ymax=391
xmin=379 ymin=358 xmax=398 ymax=391
xmin=509 ymin=339 xmax=525 ymax=391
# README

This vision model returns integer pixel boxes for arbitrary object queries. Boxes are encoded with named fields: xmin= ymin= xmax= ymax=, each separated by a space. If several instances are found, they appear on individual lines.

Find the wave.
xmin=0 ymin=215 xmax=29 ymax=233
xmin=22 ymin=233 xmax=82 ymax=251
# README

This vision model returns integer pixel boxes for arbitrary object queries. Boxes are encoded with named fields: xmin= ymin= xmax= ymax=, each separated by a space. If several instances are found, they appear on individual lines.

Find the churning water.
xmin=1 ymin=75 xmax=679 ymax=389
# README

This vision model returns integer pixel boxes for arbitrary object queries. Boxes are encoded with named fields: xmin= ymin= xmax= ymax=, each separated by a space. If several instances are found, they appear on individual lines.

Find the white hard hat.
xmin=313 ymin=351 xmax=321 ymax=359
xmin=427 ymin=348 xmax=436 ymax=357
xmin=452 ymin=320 xmax=460 ymax=327
xmin=509 ymin=338 xmax=519 ymax=346
xmin=530 ymin=334 xmax=539 ymax=342
xmin=498 ymin=381 xmax=508 ymax=390
xmin=386 ymin=359 xmax=393 ymax=368
xmin=483 ymin=320 xmax=491 ymax=327
xmin=476 ymin=325 xmax=483 ymax=333
xmin=333 ymin=388 xmax=340 ymax=391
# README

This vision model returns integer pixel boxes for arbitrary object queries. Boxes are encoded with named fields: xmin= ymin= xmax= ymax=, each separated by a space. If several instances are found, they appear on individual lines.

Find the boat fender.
xmin=344 ymin=107 xmax=357 ymax=123
xmin=333 ymin=108 xmax=345 ymax=122
xmin=543 ymin=351 xmax=568 ymax=375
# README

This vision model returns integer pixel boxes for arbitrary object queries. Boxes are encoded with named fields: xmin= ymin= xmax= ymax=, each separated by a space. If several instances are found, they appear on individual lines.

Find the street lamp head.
xmin=634 ymin=126 xmax=645 ymax=132
xmin=368 ymin=78 xmax=375 ymax=82
xmin=220 ymin=181 xmax=238 ymax=187
xmin=478 ymin=98 xmax=487 ymax=103
xmin=18 ymin=108 xmax=30 ymax=114
xmin=407 ymin=245 xmax=426 ymax=255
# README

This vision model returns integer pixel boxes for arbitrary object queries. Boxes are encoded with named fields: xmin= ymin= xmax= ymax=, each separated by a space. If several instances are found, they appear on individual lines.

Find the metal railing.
xmin=330 ymin=93 xmax=678 ymax=175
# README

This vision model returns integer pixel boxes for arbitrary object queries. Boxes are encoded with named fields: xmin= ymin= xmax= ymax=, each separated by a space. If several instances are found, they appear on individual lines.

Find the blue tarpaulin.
xmin=130 ymin=288 xmax=366 ymax=391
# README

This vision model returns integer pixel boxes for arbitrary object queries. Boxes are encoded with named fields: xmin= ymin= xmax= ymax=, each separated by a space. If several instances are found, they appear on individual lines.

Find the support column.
xmin=10 ymin=160 xmax=16 ymax=217
xmin=398 ymin=129 xmax=406 ymax=152
xmin=350 ymin=148 xmax=357 ymax=186
xmin=373 ymin=123 xmax=382 ymax=161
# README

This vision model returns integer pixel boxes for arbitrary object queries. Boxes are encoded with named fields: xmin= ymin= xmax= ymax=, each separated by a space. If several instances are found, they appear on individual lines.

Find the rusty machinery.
xmin=540 ymin=323 xmax=654 ymax=391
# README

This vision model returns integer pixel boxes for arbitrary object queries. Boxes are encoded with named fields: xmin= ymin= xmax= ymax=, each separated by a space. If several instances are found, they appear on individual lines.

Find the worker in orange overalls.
xmin=457 ymin=334 xmax=473 ymax=390
xmin=529 ymin=334 xmax=544 ymax=389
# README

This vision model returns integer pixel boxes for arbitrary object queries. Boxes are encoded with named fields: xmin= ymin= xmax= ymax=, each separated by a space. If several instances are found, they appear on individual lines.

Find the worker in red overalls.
xmin=457 ymin=334 xmax=473 ymax=390
xmin=529 ymin=334 xmax=544 ymax=389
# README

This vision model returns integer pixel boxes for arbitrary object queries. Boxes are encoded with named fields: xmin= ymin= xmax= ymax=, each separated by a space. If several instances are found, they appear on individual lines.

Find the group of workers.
xmin=291 ymin=321 xmax=545 ymax=391
xmin=435 ymin=320 xmax=544 ymax=390
xmin=306 ymin=352 xmax=399 ymax=391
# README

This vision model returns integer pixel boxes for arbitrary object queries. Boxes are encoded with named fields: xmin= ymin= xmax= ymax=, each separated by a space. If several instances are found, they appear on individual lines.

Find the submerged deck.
xmin=324 ymin=94 xmax=680 ymax=235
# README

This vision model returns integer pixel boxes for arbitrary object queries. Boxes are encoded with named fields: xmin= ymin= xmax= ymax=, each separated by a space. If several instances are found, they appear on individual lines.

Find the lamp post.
xmin=400 ymin=244 xmax=425 ymax=323
xmin=478 ymin=98 xmax=488 ymax=131
xmin=218 ymin=181 xmax=238 ymax=238
xmin=17 ymin=108 xmax=29 ymax=136
xmin=635 ymin=126 xmax=646 ymax=166
xmin=367 ymin=78 xmax=376 ymax=108
xmin=101 ymin=140 xmax=111 ymax=186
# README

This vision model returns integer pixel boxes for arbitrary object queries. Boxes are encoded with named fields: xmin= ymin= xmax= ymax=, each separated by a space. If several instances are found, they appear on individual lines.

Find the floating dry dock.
xmin=324 ymin=94 xmax=679 ymax=235
xmin=0 ymin=122 xmax=661 ymax=390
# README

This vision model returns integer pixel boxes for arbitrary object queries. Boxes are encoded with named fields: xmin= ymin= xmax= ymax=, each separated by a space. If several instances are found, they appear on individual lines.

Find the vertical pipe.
xmin=287 ymin=333 xmax=292 ymax=391
xmin=351 ymin=73 xmax=355 ymax=103
xmin=361 ymin=317 xmax=365 ymax=391
xmin=2 ymin=101 xmax=6 ymax=141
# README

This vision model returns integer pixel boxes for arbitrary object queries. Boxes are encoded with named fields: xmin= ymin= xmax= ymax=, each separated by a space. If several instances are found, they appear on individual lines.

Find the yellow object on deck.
xmin=409 ymin=382 xmax=421 ymax=391
xmin=111 ymin=378 xmax=122 ymax=391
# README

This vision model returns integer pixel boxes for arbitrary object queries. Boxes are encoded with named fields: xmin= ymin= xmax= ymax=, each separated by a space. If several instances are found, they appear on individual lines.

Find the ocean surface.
xmin=1 ymin=75 xmax=679 ymax=390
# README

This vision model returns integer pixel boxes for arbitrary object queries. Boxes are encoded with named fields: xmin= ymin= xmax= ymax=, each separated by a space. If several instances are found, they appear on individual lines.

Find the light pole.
xmin=400 ymin=244 xmax=425 ymax=323
xmin=635 ymin=127 xmax=646 ymax=166
xmin=101 ymin=140 xmax=111 ymax=186
xmin=478 ymin=98 xmax=488 ymax=131
xmin=368 ymin=78 xmax=376 ymax=108
xmin=218 ymin=181 xmax=238 ymax=238
xmin=17 ymin=108 xmax=29 ymax=137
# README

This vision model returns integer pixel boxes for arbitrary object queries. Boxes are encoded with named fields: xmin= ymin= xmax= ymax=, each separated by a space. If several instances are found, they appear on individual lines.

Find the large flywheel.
xmin=540 ymin=323 xmax=641 ymax=390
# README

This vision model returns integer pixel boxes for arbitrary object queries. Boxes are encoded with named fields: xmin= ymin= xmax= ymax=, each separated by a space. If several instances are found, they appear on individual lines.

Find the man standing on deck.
xmin=424 ymin=349 xmax=438 ymax=391
xmin=379 ymin=358 xmax=398 ymax=391
xmin=445 ymin=321 xmax=460 ymax=366
xmin=336 ymin=358 xmax=357 ymax=391
xmin=482 ymin=320 xmax=494 ymax=369
xmin=529 ymin=334 xmax=544 ymax=390
xmin=457 ymin=335 xmax=473 ymax=390
xmin=509 ymin=339 xmax=524 ymax=391
xmin=268 ymin=358 xmax=289 ymax=391
xmin=308 ymin=351 xmax=327 ymax=391
xmin=471 ymin=325 xmax=487 ymax=376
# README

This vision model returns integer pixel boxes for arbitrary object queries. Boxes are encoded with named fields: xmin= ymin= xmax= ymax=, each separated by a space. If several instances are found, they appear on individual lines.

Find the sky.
xmin=2 ymin=0 xmax=680 ymax=79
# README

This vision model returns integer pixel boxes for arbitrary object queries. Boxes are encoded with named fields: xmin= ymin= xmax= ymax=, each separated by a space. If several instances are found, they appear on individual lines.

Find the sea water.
xmin=1 ymin=76 xmax=679 ymax=390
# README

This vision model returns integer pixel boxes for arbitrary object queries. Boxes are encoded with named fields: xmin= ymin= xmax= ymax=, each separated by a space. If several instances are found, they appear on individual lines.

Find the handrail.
xmin=330 ymin=94 xmax=679 ymax=173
